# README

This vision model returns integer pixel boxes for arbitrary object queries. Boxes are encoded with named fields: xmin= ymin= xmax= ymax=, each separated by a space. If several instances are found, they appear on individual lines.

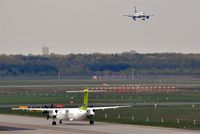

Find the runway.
xmin=0 ymin=114 xmax=199 ymax=134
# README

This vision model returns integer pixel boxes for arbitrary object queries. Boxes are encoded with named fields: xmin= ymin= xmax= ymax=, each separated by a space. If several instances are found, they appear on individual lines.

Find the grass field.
xmin=1 ymin=78 xmax=200 ymax=129
xmin=95 ymin=105 xmax=200 ymax=129
xmin=1 ymin=77 xmax=200 ymax=87
xmin=1 ymin=92 xmax=200 ymax=105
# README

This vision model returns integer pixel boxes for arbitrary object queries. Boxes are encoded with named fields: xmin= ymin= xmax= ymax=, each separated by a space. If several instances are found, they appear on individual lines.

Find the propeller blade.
xmin=51 ymin=104 xmax=54 ymax=108
xmin=47 ymin=115 xmax=50 ymax=120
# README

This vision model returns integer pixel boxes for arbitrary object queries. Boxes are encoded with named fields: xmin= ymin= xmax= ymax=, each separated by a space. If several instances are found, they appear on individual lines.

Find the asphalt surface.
xmin=0 ymin=114 xmax=200 ymax=134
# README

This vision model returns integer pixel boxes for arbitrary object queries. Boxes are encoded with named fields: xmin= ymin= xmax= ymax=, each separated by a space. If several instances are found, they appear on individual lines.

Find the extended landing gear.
xmin=47 ymin=115 xmax=50 ymax=120
xmin=88 ymin=115 xmax=94 ymax=125
xmin=59 ymin=120 xmax=62 ymax=124
xmin=52 ymin=121 xmax=57 ymax=126
xmin=52 ymin=116 xmax=57 ymax=126
xmin=90 ymin=120 xmax=94 ymax=125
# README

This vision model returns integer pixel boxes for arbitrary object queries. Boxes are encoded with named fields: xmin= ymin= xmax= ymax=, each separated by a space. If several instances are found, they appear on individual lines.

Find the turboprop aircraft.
xmin=123 ymin=6 xmax=153 ymax=21
xmin=12 ymin=89 xmax=130 ymax=125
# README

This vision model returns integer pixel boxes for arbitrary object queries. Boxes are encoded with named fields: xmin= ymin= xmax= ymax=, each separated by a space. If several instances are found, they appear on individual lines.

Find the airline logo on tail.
xmin=80 ymin=89 xmax=88 ymax=110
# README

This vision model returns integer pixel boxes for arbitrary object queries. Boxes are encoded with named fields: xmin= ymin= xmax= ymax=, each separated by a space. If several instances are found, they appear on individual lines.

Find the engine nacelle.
xmin=87 ymin=109 xmax=95 ymax=116
xmin=49 ymin=110 xmax=59 ymax=118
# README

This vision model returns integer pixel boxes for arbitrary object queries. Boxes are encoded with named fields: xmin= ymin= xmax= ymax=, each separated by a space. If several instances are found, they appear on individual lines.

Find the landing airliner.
xmin=123 ymin=6 xmax=153 ymax=21
xmin=12 ymin=89 xmax=130 ymax=125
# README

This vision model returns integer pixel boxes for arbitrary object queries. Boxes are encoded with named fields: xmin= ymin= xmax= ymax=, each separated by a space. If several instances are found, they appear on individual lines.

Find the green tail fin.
xmin=80 ymin=88 xmax=88 ymax=110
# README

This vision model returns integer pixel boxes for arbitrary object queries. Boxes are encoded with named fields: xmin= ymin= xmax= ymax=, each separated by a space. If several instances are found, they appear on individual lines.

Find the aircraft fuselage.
xmin=49 ymin=108 xmax=87 ymax=121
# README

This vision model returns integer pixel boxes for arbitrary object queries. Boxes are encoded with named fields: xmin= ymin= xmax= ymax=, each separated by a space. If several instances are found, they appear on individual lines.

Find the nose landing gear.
xmin=88 ymin=115 xmax=94 ymax=125
xmin=59 ymin=120 xmax=62 ymax=124
xmin=90 ymin=120 xmax=94 ymax=125
xmin=52 ymin=116 xmax=57 ymax=126
xmin=52 ymin=121 xmax=56 ymax=126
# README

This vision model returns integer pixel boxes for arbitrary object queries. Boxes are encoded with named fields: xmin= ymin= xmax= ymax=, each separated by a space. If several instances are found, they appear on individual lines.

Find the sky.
xmin=0 ymin=0 xmax=200 ymax=55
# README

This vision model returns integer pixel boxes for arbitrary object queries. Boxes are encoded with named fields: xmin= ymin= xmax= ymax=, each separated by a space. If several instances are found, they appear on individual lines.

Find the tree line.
xmin=1 ymin=52 xmax=200 ymax=76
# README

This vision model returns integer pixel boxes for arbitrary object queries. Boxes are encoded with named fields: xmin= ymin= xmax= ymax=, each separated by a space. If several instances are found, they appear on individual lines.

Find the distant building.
xmin=42 ymin=46 xmax=49 ymax=56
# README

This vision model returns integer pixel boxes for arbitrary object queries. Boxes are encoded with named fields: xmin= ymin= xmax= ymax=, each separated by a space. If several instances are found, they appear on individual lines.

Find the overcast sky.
xmin=0 ymin=0 xmax=200 ymax=55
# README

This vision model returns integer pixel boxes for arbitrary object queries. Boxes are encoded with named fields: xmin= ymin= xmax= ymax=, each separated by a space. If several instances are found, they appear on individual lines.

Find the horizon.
xmin=1 ymin=51 xmax=200 ymax=56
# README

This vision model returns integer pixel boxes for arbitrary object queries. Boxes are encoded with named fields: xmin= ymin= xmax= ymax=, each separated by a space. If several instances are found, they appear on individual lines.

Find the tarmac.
xmin=0 ymin=114 xmax=200 ymax=134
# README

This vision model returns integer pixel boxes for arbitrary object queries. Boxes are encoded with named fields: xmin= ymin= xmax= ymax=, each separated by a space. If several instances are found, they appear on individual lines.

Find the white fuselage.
xmin=123 ymin=7 xmax=152 ymax=21
xmin=49 ymin=108 xmax=87 ymax=121
xmin=134 ymin=12 xmax=145 ymax=18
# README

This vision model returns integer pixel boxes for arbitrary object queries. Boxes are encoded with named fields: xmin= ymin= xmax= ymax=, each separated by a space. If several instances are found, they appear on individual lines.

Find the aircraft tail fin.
xmin=80 ymin=88 xmax=88 ymax=110
xmin=134 ymin=6 xmax=137 ymax=13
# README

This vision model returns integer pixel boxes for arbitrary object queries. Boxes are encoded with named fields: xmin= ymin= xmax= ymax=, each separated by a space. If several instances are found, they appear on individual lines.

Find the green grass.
xmin=1 ymin=77 xmax=200 ymax=87
xmin=1 ymin=92 xmax=200 ymax=105
xmin=0 ymin=94 xmax=69 ymax=105
xmin=94 ymin=105 xmax=200 ymax=129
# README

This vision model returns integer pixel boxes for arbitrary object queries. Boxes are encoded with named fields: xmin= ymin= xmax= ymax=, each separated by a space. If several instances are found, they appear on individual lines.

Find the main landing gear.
xmin=52 ymin=120 xmax=62 ymax=126
xmin=90 ymin=120 xmax=94 ymax=125
xmin=52 ymin=121 xmax=56 ymax=126
xmin=52 ymin=116 xmax=57 ymax=126
xmin=88 ymin=115 xmax=94 ymax=125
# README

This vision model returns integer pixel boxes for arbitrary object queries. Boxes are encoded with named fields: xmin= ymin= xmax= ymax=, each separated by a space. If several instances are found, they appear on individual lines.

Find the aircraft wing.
xmin=146 ymin=15 xmax=154 ymax=17
xmin=12 ymin=107 xmax=69 ymax=112
xmin=12 ymin=105 xmax=131 ymax=111
xmin=122 ymin=15 xmax=134 ymax=17
xmin=88 ymin=105 xmax=131 ymax=110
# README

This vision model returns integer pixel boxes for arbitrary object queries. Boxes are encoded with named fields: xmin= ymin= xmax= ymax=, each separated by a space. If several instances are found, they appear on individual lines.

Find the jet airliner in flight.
xmin=123 ymin=6 xmax=153 ymax=21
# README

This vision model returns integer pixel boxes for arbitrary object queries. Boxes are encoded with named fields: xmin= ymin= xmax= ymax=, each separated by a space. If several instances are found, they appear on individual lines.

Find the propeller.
xmin=47 ymin=115 xmax=50 ymax=120
xmin=50 ymin=104 xmax=54 ymax=108
xmin=42 ymin=104 xmax=54 ymax=120
xmin=43 ymin=104 xmax=54 ymax=108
